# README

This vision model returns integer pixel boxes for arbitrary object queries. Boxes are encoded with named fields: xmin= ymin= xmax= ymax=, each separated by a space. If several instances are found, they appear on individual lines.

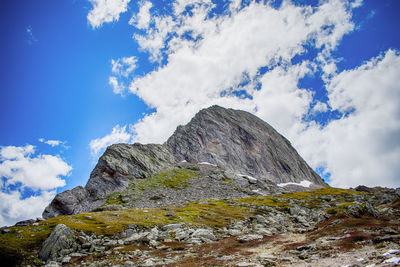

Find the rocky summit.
xmin=43 ymin=105 xmax=327 ymax=219
xmin=2 ymin=106 xmax=400 ymax=267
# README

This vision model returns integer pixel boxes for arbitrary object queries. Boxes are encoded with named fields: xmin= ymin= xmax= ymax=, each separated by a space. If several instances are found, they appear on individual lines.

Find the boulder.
xmin=191 ymin=228 xmax=216 ymax=242
xmin=14 ymin=219 xmax=35 ymax=226
xmin=39 ymin=224 xmax=77 ymax=261
xmin=237 ymin=234 xmax=263 ymax=243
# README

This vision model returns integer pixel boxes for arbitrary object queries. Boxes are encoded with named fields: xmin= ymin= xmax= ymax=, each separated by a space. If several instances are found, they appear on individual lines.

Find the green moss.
xmin=103 ymin=192 xmax=125 ymax=207
xmin=130 ymin=168 xmax=200 ymax=192
xmin=238 ymin=196 xmax=289 ymax=210
xmin=281 ymin=187 xmax=364 ymax=199
xmin=173 ymin=199 xmax=251 ymax=227
xmin=101 ymin=168 xmax=200 ymax=209
xmin=222 ymin=177 xmax=233 ymax=183
xmin=0 ymin=223 xmax=55 ymax=265
xmin=1 ymin=187 xmax=372 ymax=265
xmin=149 ymin=156 xmax=157 ymax=164
xmin=325 ymin=202 xmax=353 ymax=215
xmin=280 ymin=187 xmax=365 ymax=209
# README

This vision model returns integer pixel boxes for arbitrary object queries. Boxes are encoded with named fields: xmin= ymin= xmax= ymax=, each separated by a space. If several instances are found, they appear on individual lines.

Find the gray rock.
xmin=61 ymin=256 xmax=71 ymax=264
xmin=43 ymin=144 xmax=175 ymax=219
xmin=43 ymin=105 xmax=327 ymax=218
xmin=237 ymin=234 xmax=263 ymax=243
xmin=174 ymin=228 xmax=191 ymax=241
xmin=42 ymin=186 xmax=90 ymax=219
xmin=44 ymin=261 xmax=61 ymax=267
xmin=124 ymin=232 xmax=150 ymax=245
xmin=191 ymin=228 xmax=216 ymax=242
xmin=162 ymin=223 xmax=184 ymax=231
xmin=15 ymin=219 xmax=35 ymax=226
xmin=104 ymin=240 xmax=117 ymax=248
xmin=166 ymin=105 xmax=327 ymax=186
xmin=255 ymin=215 xmax=267 ymax=224
xmin=123 ymin=261 xmax=136 ymax=267
xmin=39 ymin=224 xmax=76 ymax=261
xmin=147 ymin=227 xmax=159 ymax=241
xmin=228 ymin=229 xmax=243 ymax=236
xmin=142 ymin=259 xmax=155 ymax=266
xmin=236 ymin=262 xmax=253 ymax=267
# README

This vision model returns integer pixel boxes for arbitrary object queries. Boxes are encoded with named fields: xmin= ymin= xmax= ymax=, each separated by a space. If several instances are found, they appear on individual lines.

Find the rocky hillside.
xmin=1 ymin=186 xmax=400 ymax=266
xmin=43 ymin=105 xmax=327 ymax=219
xmin=2 ymin=106 xmax=399 ymax=267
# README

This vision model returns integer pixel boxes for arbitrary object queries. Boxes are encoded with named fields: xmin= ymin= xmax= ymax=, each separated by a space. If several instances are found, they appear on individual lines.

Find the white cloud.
xmin=312 ymin=102 xmax=329 ymax=114
xmin=109 ymin=76 xmax=126 ymax=95
xmin=26 ymin=25 xmax=38 ymax=45
xmin=97 ymin=0 xmax=399 ymax=189
xmin=38 ymin=138 xmax=66 ymax=147
xmin=0 ymin=190 xmax=55 ymax=227
xmin=89 ymin=125 xmax=133 ymax=156
xmin=297 ymin=50 xmax=400 ymax=188
xmin=130 ymin=1 xmax=153 ymax=29
xmin=0 ymin=145 xmax=35 ymax=160
xmin=351 ymin=0 xmax=363 ymax=8
xmin=111 ymin=56 xmax=137 ymax=77
xmin=109 ymin=56 xmax=137 ymax=95
xmin=128 ymin=0 xmax=355 ymax=143
xmin=0 ymin=145 xmax=72 ymax=226
xmin=0 ymin=145 xmax=72 ymax=190
xmin=87 ymin=0 xmax=131 ymax=28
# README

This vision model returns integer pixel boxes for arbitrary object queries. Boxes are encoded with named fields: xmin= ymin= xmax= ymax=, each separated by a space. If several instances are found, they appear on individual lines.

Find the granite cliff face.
xmin=166 ymin=105 xmax=324 ymax=185
xmin=43 ymin=105 xmax=327 ymax=219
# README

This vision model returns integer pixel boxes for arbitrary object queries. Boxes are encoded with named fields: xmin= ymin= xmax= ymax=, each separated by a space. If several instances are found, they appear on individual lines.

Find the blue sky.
xmin=0 ymin=0 xmax=399 ymax=226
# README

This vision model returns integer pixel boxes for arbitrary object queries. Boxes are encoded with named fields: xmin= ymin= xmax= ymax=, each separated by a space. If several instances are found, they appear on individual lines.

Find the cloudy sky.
xmin=0 ymin=0 xmax=399 ymax=226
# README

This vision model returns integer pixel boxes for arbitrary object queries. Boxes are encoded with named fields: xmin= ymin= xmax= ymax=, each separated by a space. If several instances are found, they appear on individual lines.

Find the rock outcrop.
xmin=2 ymin=186 xmax=400 ymax=266
xmin=43 ymin=105 xmax=327 ymax=219
xmin=166 ymin=105 xmax=325 ymax=185
xmin=32 ymin=187 xmax=400 ymax=266
xmin=39 ymin=224 xmax=76 ymax=261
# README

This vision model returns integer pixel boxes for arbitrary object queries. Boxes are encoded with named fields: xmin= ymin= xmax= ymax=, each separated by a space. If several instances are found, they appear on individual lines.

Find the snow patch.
xmin=238 ymin=174 xmax=258 ymax=182
xmin=199 ymin=162 xmax=217 ymax=167
xmin=384 ymin=257 xmax=400 ymax=264
xmin=277 ymin=180 xmax=312 ymax=188
xmin=383 ymin=250 xmax=399 ymax=256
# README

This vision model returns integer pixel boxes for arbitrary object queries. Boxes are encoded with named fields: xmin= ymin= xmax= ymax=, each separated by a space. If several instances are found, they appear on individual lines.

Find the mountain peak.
xmin=43 ymin=106 xmax=326 ymax=219
xmin=167 ymin=105 xmax=325 ymax=185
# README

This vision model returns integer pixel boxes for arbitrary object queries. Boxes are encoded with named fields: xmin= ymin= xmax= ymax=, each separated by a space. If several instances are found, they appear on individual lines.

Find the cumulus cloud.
xmin=87 ymin=0 xmax=131 ymax=28
xmin=89 ymin=125 xmax=133 ymax=156
xmin=0 ymin=145 xmax=72 ymax=190
xmin=109 ymin=76 xmax=125 ymax=95
xmin=109 ymin=56 xmax=137 ymax=95
xmin=0 ymin=190 xmax=55 ymax=227
xmin=129 ymin=1 xmax=153 ymax=29
xmin=111 ymin=56 xmax=137 ymax=77
xmin=312 ymin=102 xmax=329 ymax=114
xmin=38 ymin=138 xmax=67 ymax=147
xmin=0 ymin=145 xmax=72 ymax=226
xmin=128 ymin=0 xmax=355 ymax=143
xmin=94 ymin=0 xmax=399 ymax=188
xmin=297 ymin=50 xmax=400 ymax=188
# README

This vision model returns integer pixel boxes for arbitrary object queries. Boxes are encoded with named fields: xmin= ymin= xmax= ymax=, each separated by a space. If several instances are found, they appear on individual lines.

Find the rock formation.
xmin=3 ymin=186 xmax=399 ymax=267
xmin=166 ymin=105 xmax=324 ymax=185
xmin=43 ymin=105 xmax=327 ymax=219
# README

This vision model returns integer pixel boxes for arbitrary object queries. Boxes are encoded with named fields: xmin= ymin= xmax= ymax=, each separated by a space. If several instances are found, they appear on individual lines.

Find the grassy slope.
xmin=0 ymin=188 xmax=371 ymax=266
